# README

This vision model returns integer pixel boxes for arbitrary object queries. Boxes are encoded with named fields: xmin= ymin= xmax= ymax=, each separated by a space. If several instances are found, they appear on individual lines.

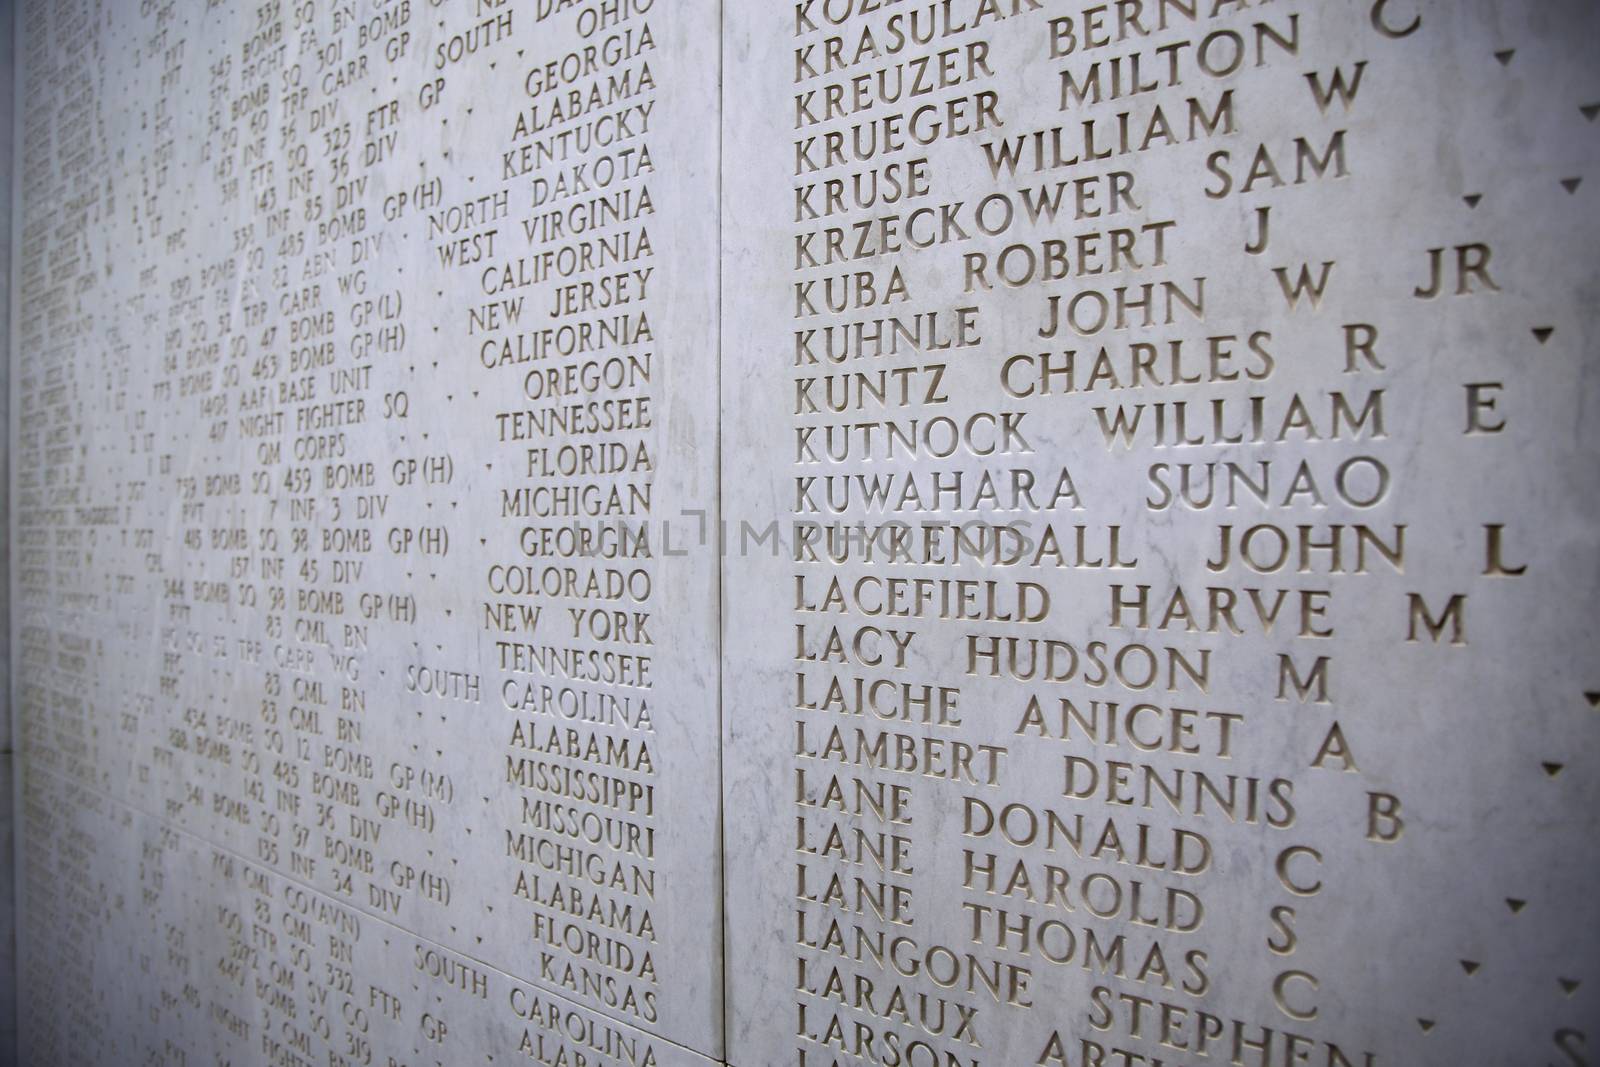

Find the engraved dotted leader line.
xmin=22 ymin=760 xmax=727 ymax=1066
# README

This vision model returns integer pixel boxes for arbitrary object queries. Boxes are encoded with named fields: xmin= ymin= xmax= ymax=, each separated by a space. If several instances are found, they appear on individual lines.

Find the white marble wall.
xmin=12 ymin=0 xmax=723 ymax=1063
xmin=720 ymin=1 xmax=1600 ymax=1064
xmin=10 ymin=1 xmax=1600 ymax=1066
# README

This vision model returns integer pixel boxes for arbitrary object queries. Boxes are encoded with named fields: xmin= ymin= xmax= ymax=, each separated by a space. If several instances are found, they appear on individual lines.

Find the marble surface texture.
xmin=8 ymin=0 xmax=1600 ymax=1065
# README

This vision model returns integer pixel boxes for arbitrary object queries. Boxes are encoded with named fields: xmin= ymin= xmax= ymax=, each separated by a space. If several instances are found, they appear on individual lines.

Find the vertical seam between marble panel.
xmin=5 ymin=2 xmax=20 ymax=1061
xmin=713 ymin=0 xmax=729 ymax=1063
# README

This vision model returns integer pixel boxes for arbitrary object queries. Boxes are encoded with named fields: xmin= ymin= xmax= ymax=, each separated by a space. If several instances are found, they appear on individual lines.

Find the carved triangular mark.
xmin=1494 ymin=49 xmax=1515 ymax=66
xmin=1417 ymin=1019 xmax=1436 ymax=1034
xmin=1586 ymin=691 xmax=1600 ymax=708
xmin=1562 ymin=177 xmax=1583 ymax=194
xmin=1543 ymin=762 xmax=1565 ymax=778
xmin=1463 ymin=194 xmax=1482 ymax=208
xmin=1582 ymin=103 xmax=1600 ymax=122
xmin=1533 ymin=327 xmax=1555 ymax=344
xmin=1560 ymin=978 xmax=1581 ymax=996
xmin=1461 ymin=960 xmax=1482 ymax=976
xmin=1506 ymin=898 xmax=1527 ymax=914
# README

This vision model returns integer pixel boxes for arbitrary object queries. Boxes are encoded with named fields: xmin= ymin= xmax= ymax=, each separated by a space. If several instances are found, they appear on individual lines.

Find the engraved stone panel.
xmin=720 ymin=2 xmax=1600 ymax=1065
xmin=12 ymin=0 xmax=724 ymax=1062
xmin=10 ymin=1 xmax=1600 ymax=1066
